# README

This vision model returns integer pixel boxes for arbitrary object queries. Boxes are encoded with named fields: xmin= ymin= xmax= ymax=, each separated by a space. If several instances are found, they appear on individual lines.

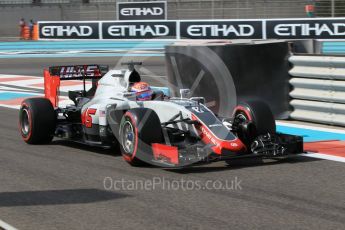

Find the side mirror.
xmin=179 ymin=89 xmax=190 ymax=99
xmin=190 ymin=97 xmax=205 ymax=105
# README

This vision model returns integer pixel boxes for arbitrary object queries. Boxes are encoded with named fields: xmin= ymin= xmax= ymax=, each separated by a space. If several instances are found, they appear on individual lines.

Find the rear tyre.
xmin=119 ymin=108 xmax=163 ymax=166
xmin=19 ymin=98 xmax=56 ymax=144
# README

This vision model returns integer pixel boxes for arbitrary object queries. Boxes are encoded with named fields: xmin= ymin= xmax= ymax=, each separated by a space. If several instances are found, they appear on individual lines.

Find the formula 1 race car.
xmin=19 ymin=62 xmax=303 ymax=167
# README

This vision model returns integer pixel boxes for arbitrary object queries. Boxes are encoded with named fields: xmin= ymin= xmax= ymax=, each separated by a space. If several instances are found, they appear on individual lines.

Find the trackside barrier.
xmin=289 ymin=55 xmax=345 ymax=126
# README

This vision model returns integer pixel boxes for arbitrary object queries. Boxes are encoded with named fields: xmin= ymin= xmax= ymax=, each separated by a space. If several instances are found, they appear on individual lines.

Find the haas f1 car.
xmin=19 ymin=63 xmax=303 ymax=167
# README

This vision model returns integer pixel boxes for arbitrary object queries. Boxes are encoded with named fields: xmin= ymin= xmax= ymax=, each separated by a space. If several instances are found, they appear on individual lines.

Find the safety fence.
xmin=289 ymin=55 xmax=345 ymax=126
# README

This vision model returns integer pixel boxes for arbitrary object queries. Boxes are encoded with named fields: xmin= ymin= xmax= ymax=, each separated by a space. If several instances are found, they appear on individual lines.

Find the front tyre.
xmin=19 ymin=98 xmax=56 ymax=144
xmin=119 ymin=108 xmax=163 ymax=166
xmin=232 ymin=100 xmax=276 ymax=144
xmin=226 ymin=100 xmax=275 ymax=166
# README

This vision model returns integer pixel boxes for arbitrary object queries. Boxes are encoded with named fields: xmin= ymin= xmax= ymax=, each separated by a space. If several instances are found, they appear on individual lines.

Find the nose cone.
xmin=212 ymin=138 xmax=246 ymax=155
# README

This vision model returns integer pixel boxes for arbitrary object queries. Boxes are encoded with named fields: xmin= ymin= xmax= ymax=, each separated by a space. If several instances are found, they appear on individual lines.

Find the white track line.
xmin=0 ymin=91 xmax=42 ymax=96
xmin=276 ymin=121 xmax=345 ymax=134
xmin=0 ymin=219 xmax=18 ymax=230
xmin=0 ymin=74 xmax=90 ymax=93
xmin=0 ymin=86 xmax=37 ymax=92
xmin=0 ymin=75 xmax=37 ymax=78
xmin=4 ymin=79 xmax=43 ymax=88
xmin=0 ymin=104 xmax=20 ymax=109
xmin=301 ymin=152 xmax=345 ymax=163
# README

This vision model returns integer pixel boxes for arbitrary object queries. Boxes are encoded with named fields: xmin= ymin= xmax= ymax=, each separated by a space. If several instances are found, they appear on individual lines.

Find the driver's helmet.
xmin=131 ymin=82 xmax=153 ymax=101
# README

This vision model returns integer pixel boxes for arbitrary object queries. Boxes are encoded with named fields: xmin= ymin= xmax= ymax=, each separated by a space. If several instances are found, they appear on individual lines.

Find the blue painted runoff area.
xmin=322 ymin=41 xmax=345 ymax=54
xmin=0 ymin=41 xmax=173 ymax=51
xmin=0 ymin=40 xmax=171 ymax=58
xmin=277 ymin=124 xmax=345 ymax=142
xmin=0 ymin=92 xmax=36 ymax=100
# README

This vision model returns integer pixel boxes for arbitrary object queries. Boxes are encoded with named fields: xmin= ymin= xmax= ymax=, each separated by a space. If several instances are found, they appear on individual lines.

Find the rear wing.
xmin=44 ymin=64 xmax=109 ymax=107
xmin=49 ymin=64 xmax=109 ymax=80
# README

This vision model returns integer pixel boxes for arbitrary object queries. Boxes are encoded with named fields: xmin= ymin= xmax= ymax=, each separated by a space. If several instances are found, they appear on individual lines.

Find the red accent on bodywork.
xmin=44 ymin=69 xmax=60 ymax=107
xmin=192 ymin=114 xmax=245 ymax=155
xmin=233 ymin=105 xmax=252 ymax=121
xmin=152 ymin=143 xmax=179 ymax=165
xmin=81 ymin=108 xmax=97 ymax=128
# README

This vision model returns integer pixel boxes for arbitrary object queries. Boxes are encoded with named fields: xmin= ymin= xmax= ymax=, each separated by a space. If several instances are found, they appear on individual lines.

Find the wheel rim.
xmin=235 ymin=111 xmax=257 ymax=143
xmin=121 ymin=121 xmax=135 ymax=155
xmin=21 ymin=108 xmax=30 ymax=135
xmin=235 ymin=112 xmax=248 ymax=125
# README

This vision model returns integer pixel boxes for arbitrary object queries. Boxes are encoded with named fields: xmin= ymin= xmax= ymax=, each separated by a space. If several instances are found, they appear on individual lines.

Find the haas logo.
xmin=201 ymin=126 xmax=219 ymax=147
xmin=59 ymin=65 xmax=98 ymax=78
